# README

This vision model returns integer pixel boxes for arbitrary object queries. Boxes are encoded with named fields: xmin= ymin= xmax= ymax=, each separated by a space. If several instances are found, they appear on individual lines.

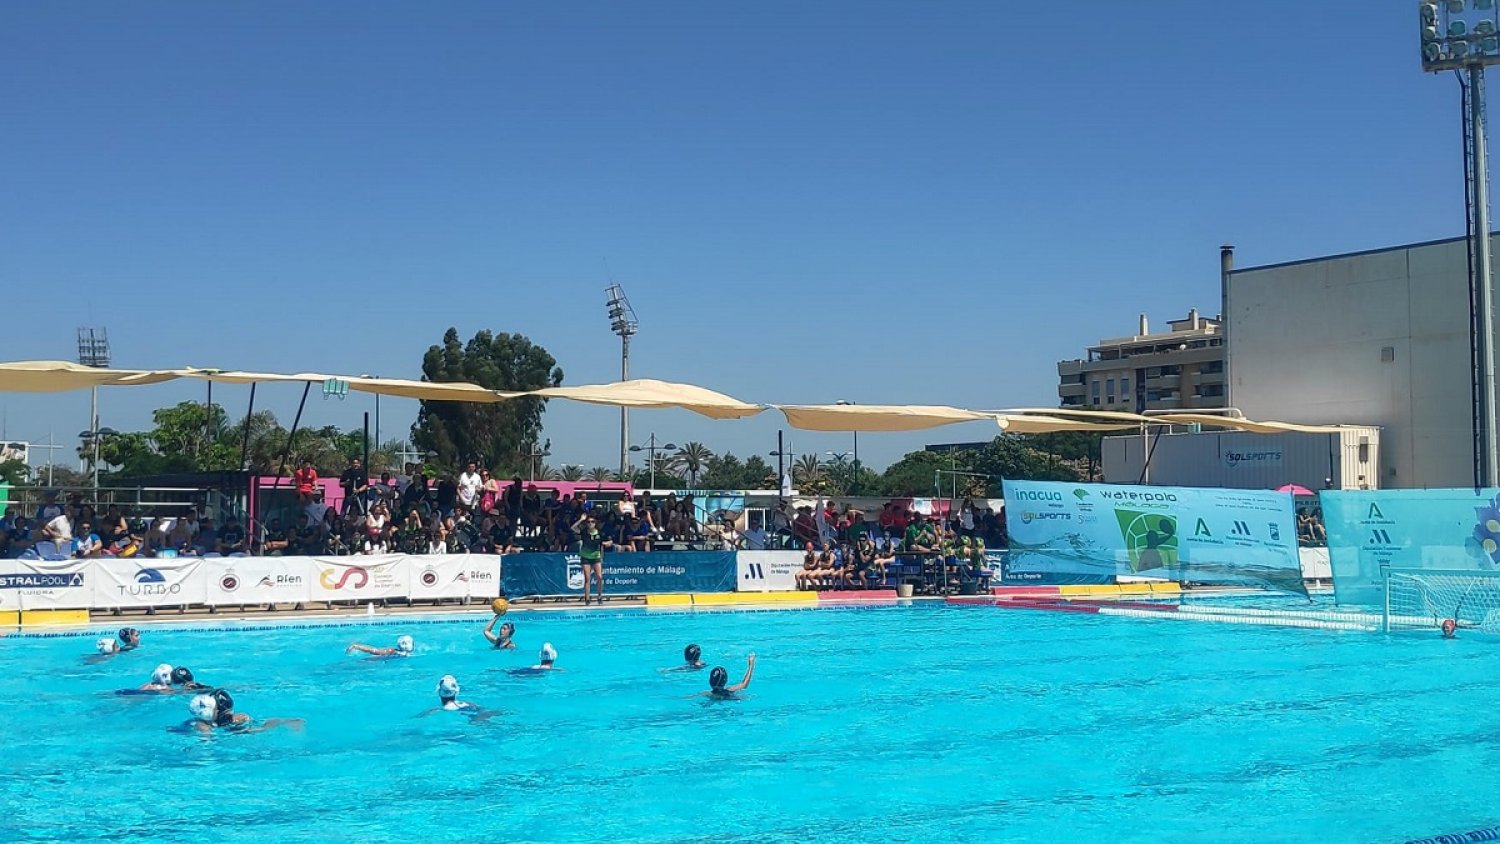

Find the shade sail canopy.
xmin=1148 ymin=413 xmax=1355 ymax=434
xmin=0 ymin=360 xmax=180 ymax=392
xmin=777 ymin=404 xmax=993 ymax=432
xmin=512 ymin=379 xmax=765 ymax=420
xmin=995 ymin=414 xmax=1140 ymax=433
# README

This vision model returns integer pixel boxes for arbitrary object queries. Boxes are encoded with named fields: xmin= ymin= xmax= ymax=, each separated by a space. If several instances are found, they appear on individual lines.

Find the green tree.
xmin=559 ymin=464 xmax=585 ymax=481
xmin=672 ymin=442 xmax=713 ymax=487
xmin=698 ymin=453 xmax=745 ymax=489
xmin=741 ymin=455 xmax=776 ymax=489
xmin=586 ymin=466 xmax=613 ymax=482
xmin=0 ymin=458 xmax=29 ymax=487
xmin=411 ymin=328 xmax=563 ymax=473
xmin=880 ymin=450 xmax=957 ymax=497
xmin=1022 ymin=431 xmax=1104 ymax=480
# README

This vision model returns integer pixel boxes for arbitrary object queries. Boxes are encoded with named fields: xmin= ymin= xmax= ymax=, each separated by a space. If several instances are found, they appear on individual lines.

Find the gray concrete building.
xmin=1057 ymin=310 xmax=1227 ymax=412
xmin=1227 ymin=235 xmax=1485 ymax=489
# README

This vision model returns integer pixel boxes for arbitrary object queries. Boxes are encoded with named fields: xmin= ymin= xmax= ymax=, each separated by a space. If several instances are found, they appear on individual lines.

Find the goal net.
xmin=1383 ymin=567 xmax=1500 ymax=633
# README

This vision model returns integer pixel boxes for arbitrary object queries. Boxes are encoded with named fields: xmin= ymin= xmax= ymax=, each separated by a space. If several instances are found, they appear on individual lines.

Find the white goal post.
xmin=1382 ymin=567 xmax=1500 ymax=633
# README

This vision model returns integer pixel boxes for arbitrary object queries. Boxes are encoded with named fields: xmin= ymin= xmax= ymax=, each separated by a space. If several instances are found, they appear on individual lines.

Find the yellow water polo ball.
xmin=491 ymin=597 xmax=509 ymax=616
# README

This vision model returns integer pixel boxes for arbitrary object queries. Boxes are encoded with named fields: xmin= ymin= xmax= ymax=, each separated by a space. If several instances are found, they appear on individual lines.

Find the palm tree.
xmin=535 ymin=463 xmax=561 ymax=481
xmin=586 ymin=466 xmax=613 ymax=483
xmin=559 ymin=464 xmax=584 ymax=481
xmin=793 ymin=453 xmax=824 ymax=487
xmin=673 ymin=441 xmax=714 ymax=487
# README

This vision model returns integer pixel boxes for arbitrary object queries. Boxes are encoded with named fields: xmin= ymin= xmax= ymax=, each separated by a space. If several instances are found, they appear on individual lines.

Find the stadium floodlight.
xmin=1420 ymin=0 xmax=1500 ymax=487
xmin=604 ymin=283 xmax=639 ymax=477
xmin=1422 ymin=0 xmax=1500 ymax=70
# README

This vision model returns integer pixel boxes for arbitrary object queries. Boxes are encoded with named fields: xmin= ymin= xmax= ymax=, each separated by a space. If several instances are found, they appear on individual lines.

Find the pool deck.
xmin=5 ymin=583 xmax=1330 ymax=634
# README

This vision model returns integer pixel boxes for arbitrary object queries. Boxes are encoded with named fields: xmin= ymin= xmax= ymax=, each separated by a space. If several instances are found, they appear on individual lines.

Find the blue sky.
xmin=0 ymin=2 xmax=1465 ymax=473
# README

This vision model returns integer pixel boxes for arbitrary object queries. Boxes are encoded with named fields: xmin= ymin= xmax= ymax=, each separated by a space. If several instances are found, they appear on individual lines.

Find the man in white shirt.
xmin=43 ymin=511 xmax=73 ymax=546
xmin=305 ymin=489 xmax=330 ymax=528
xmin=742 ymin=514 xmax=768 ymax=551
xmin=458 ymin=462 xmax=482 ymax=512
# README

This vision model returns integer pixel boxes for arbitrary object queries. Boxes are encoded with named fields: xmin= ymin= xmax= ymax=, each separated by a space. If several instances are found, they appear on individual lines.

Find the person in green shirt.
xmin=573 ymin=513 xmax=613 ymax=605
xmin=903 ymin=516 xmax=933 ymax=553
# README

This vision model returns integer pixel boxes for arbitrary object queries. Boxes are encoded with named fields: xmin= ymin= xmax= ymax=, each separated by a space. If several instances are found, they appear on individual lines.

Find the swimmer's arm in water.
xmin=346 ymin=643 xmax=396 ymax=656
xmin=240 ymin=717 xmax=305 ymax=734
xmin=726 ymin=653 xmax=756 ymax=693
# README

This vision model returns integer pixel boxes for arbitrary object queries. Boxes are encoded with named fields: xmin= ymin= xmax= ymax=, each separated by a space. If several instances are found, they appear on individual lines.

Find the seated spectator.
xmin=397 ymin=510 xmax=427 ymax=554
xmin=814 ymin=542 xmax=836 ymax=590
xmin=795 ymin=542 xmax=819 ymax=591
xmin=852 ymin=535 xmax=878 ymax=588
xmin=192 ymin=515 xmax=220 ymax=556
xmin=489 ymin=513 xmax=518 ymax=554
xmin=742 ymin=512 xmax=767 ymax=550
xmin=74 ymin=520 xmax=102 ymax=558
xmin=293 ymin=513 xmax=320 ymax=555
xmin=97 ymin=505 xmax=128 ymax=550
xmin=402 ymin=471 xmax=430 ymax=513
xmin=42 ymin=507 xmax=73 ymax=548
xmin=903 ymin=514 xmax=937 ymax=553
xmin=428 ymin=524 xmax=455 ymax=554
xmin=294 ymin=461 xmax=318 ymax=505
xmin=261 ymin=517 xmax=289 ymax=556
xmin=219 ymin=514 xmax=248 ymax=555
xmin=366 ymin=503 xmax=391 ymax=553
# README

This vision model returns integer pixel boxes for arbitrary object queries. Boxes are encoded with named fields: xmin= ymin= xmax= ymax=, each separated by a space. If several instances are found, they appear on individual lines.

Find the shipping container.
xmin=1101 ymin=427 xmax=1380 ymax=491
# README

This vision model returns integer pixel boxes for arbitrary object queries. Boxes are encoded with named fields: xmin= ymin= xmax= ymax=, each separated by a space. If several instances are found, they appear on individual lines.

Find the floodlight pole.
xmin=1472 ymin=63 xmax=1500 ymax=488
xmin=620 ymin=333 xmax=630 ymax=479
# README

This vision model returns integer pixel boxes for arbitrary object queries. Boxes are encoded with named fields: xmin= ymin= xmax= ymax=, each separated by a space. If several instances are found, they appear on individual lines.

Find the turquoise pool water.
xmin=1 ymin=603 xmax=1495 ymax=843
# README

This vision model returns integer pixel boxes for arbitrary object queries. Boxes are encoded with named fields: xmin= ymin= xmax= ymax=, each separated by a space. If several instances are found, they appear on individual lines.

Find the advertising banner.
xmin=203 ymin=556 xmax=312 ymax=606
xmin=0 ymin=558 xmax=92 ymax=610
xmin=736 ymin=551 xmax=804 ymax=592
xmin=1321 ymin=488 xmax=1500 ymax=606
xmin=305 ymin=555 xmax=409 ymax=603
xmin=94 ymin=558 xmax=207 ymax=608
xmin=408 ymin=554 xmax=499 ymax=602
xmin=503 ymin=551 xmax=737 ymax=597
xmin=1002 ymin=480 xmax=1305 ymax=594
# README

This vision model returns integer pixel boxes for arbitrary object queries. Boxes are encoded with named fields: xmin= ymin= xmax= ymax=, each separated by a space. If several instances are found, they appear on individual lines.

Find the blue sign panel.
xmin=1321 ymin=488 xmax=1500 ymax=606
xmin=502 ymin=551 xmax=737 ymax=597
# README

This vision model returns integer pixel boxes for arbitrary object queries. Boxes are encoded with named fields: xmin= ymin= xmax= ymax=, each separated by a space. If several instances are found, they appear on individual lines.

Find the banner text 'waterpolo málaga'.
xmin=1320 ymin=488 xmax=1500 ymax=607
xmin=1002 ymin=480 xmax=1306 ymax=595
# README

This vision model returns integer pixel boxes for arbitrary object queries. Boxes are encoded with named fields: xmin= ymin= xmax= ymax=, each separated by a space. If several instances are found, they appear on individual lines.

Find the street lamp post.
xmin=629 ymin=434 xmax=678 ymax=490
xmin=360 ymin=374 xmax=381 ymax=447
xmin=1421 ymin=0 xmax=1500 ymax=486
xmin=522 ymin=439 xmax=551 ymax=482
xmin=79 ymin=427 xmax=118 ymax=502
xmin=605 ymin=284 xmax=639 ymax=478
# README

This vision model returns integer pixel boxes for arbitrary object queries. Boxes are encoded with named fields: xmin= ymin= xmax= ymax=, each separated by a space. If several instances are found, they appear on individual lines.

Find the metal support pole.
xmin=619 ymin=334 xmax=631 ymax=478
xmin=852 ymin=430 xmax=859 ymax=495
xmin=776 ymin=430 xmax=785 ymax=509
xmin=240 ymin=383 xmax=257 ymax=469
xmin=363 ymin=412 xmax=371 ymax=477
xmin=90 ymin=386 xmax=99 ymax=501
xmin=1471 ymin=64 xmax=1500 ymax=488
xmin=272 ymin=382 xmax=313 ymax=487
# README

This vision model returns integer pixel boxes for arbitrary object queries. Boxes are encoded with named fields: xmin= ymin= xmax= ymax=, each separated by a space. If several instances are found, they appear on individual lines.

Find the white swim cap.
xmin=436 ymin=674 xmax=460 ymax=700
xmin=396 ymin=635 xmax=413 ymax=654
xmin=188 ymin=693 xmax=217 ymax=723
xmin=151 ymin=664 xmax=173 ymax=686
xmin=96 ymin=637 xmax=117 ymax=654
xmin=539 ymin=642 xmax=557 ymax=663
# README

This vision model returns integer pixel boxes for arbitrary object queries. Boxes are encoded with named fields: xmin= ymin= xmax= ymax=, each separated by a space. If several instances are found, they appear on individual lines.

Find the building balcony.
xmin=1058 ymin=382 xmax=1086 ymax=397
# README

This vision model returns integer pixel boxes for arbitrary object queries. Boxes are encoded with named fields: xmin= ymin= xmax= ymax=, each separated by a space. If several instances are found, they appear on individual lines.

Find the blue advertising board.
xmin=1002 ymin=480 xmax=1306 ymax=595
xmin=1321 ymin=488 xmax=1500 ymax=606
xmin=502 ymin=551 xmax=737 ymax=597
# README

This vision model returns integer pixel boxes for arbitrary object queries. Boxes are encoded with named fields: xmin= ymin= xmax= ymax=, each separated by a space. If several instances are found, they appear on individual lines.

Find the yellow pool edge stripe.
xmin=693 ymin=591 xmax=818 ymax=605
xmin=19 ymin=609 xmax=89 ymax=626
xmin=645 ymin=594 xmax=694 ymax=607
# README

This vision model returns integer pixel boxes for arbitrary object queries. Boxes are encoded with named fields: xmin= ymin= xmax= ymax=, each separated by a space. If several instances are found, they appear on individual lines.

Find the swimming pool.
xmin=1 ymin=602 xmax=1494 ymax=843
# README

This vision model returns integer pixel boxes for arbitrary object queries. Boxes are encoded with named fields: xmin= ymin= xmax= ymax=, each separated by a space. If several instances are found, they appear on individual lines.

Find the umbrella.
xmin=1276 ymin=483 xmax=1316 ymax=496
